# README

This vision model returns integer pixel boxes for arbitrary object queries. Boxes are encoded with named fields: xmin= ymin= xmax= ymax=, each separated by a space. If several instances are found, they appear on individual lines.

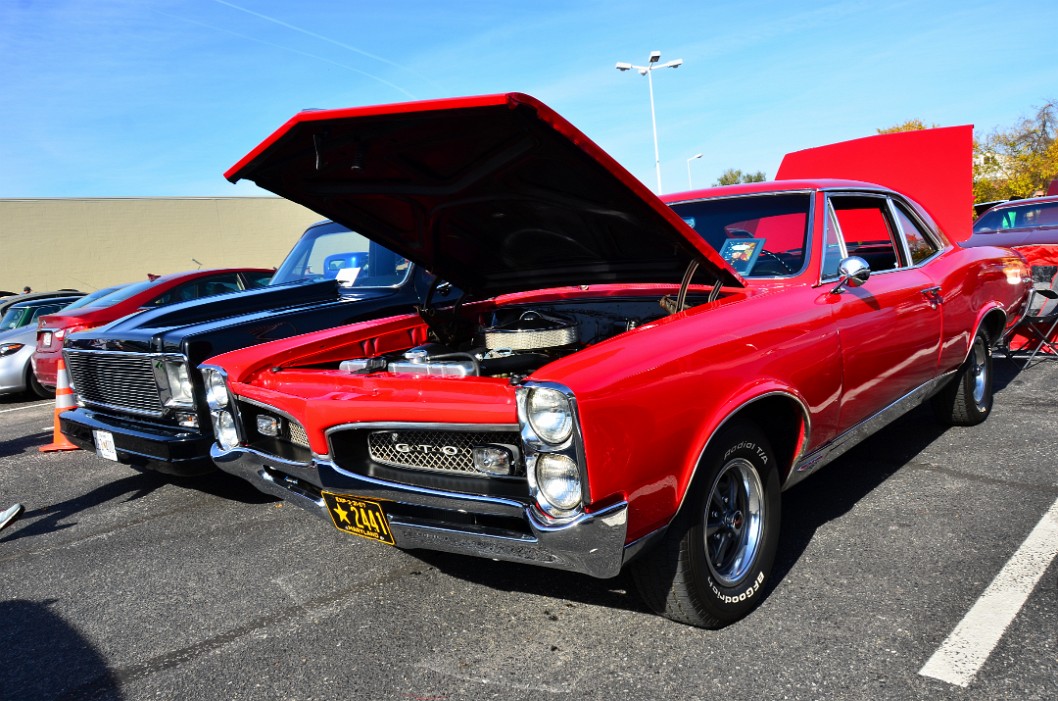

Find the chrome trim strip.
xmin=785 ymin=371 xmax=955 ymax=488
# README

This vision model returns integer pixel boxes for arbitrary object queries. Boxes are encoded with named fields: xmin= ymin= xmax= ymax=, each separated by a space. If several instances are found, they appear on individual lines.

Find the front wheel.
xmin=631 ymin=422 xmax=781 ymax=628
xmin=932 ymin=329 xmax=992 ymax=426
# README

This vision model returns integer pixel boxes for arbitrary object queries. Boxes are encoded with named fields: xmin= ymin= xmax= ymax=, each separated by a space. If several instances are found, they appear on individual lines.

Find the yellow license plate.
xmin=321 ymin=492 xmax=395 ymax=545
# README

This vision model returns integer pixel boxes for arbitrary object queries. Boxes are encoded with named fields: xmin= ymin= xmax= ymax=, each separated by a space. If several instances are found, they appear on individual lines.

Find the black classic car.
xmin=60 ymin=220 xmax=448 ymax=474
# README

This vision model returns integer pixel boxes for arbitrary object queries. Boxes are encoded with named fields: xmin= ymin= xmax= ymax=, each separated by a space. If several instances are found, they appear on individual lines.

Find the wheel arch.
xmin=977 ymin=305 xmax=1007 ymax=348
xmin=674 ymin=391 xmax=809 ymax=520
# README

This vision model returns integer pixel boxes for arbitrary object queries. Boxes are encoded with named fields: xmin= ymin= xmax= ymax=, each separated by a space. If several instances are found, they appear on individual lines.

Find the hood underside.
xmin=227 ymin=93 xmax=742 ymax=297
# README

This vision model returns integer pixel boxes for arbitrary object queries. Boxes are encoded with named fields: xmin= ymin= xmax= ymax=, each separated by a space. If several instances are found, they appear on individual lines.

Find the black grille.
xmin=65 ymin=350 xmax=164 ymax=416
xmin=366 ymin=429 xmax=522 ymax=474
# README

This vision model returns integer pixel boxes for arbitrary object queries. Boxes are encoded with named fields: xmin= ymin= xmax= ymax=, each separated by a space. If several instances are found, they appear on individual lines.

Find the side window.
xmin=828 ymin=195 xmax=902 ymax=272
xmin=195 ymin=274 xmax=243 ymax=299
xmin=244 ymin=271 xmax=273 ymax=288
xmin=893 ymin=203 xmax=939 ymax=265
xmin=148 ymin=274 xmax=243 ymax=307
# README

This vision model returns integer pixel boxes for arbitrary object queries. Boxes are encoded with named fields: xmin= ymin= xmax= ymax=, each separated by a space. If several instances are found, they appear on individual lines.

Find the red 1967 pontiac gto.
xmin=202 ymin=94 xmax=1028 ymax=628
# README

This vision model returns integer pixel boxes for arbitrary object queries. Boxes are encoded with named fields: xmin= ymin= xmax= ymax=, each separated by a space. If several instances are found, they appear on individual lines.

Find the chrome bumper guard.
xmin=211 ymin=445 xmax=628 ymax=579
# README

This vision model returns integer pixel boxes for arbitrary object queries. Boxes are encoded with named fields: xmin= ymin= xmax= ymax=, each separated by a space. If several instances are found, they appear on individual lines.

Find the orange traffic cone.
xmin=39 ymin=356 xmax=80 ymax=453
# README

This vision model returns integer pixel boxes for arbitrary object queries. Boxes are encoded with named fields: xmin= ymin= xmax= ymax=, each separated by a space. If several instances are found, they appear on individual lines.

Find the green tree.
xmin=715 ymin=168 xmax=767 ymax=186
xmin=876 ymin=119 xmax=940 ymax=134
xmin=974 ymin=101 xmax=1058 ymax=202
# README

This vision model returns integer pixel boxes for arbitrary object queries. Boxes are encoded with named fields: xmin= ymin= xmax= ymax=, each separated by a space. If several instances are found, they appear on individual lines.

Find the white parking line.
xmin=0 ymin=401 xmax=53 ymax=414
xmin=919 ymin=497 xmax=1058 ymax=687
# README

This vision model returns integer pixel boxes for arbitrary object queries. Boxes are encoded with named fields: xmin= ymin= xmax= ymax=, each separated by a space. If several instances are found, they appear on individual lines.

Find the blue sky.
xmin=2 ymin=0 xmax=1056 ymax=199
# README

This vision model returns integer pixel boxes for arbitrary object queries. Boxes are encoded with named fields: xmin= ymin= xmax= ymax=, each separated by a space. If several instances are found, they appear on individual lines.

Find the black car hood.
xmin=99 ymin=279 xmax=344 ymax=335
xmin=226 ymin=93 xmax=742 ymax=297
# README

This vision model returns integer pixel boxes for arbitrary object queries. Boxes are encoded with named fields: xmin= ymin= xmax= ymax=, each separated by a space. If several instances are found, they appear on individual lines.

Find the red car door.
xmin=824 ymin=194 xmax=942 ymax=428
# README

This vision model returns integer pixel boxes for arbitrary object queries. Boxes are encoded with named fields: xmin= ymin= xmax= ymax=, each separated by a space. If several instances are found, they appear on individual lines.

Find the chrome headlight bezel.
xmin=200 ymin=365 xmax=241 ymax=450
xmin=525 ymin=387 xmax=574 ymax=446
xmin=161 ymin=358 xmax=195 ymax=408
xmin=204 ymin=367 xmax=230 ymax=409
xmin=517 ymin=382 xmax=587 ymax=520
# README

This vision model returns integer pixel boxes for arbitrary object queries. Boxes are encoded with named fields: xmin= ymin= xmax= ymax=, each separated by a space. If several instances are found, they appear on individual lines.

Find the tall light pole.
xmin=686 ymin=153 xmax=702 ymax=189
xmin=616 ymin=51 xmax=683 ymax=194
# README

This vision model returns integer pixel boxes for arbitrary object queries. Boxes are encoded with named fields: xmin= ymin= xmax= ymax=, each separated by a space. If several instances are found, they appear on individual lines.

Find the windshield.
xmin=0 ymin=307 xmax=29 ymax=331
xmin=2 ymin=300 xmax=66 ymax=330
xmin=974 ymin=201 xmax=1058 ymax=232
xmin=271 ymin=221 xmax=411 ymax=287
xmin=669 ymin=193 xmax=811 ymax=277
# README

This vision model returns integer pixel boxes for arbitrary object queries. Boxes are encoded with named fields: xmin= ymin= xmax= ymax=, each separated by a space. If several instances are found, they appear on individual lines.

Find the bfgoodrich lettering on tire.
xmin=631 ymin=421 xmax=781 ymax=628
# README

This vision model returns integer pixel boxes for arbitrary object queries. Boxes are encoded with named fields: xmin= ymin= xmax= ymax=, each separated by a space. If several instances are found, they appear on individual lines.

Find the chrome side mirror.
xmin=830 ymin=256 xmax=871 ymax=295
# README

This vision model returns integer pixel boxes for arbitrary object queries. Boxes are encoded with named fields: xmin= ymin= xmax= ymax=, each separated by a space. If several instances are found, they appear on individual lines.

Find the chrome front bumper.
xmin=211 ymin=445 xmax=629 ymax=579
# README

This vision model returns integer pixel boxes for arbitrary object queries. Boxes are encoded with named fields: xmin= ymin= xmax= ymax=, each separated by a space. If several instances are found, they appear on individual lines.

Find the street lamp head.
xmin=691 ymin=153 xmax=703 ymax=160
xmin=615 ymin=62 xmax=633 ymax=71
xmin=649 ymin=51 xmax=661 ymax=63
xmin=668 ymin=58 xmax=684 ymax=69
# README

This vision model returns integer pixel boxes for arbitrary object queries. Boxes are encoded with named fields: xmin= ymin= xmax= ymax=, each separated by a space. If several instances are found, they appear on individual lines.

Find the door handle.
xmin=920 ymin=286 xmax=943 ymax=308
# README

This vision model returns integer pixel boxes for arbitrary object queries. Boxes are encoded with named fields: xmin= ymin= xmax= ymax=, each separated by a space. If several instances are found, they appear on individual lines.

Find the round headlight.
xmin=216 ymin=410 xmax=239 ymax=450
xmin=535 ymin=454 xmax=582 ymax=512
xmin=205 ymin=370 xmax=229 ymax=408
xmin=527 ymin=388 xmax=573 ymax=445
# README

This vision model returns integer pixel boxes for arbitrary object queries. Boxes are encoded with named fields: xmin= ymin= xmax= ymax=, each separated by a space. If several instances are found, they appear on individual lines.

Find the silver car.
xmin=0 ymin=293 xmax=106 ymax=397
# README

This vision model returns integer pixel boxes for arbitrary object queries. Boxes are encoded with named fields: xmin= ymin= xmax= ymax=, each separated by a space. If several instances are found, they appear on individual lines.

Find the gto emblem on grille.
xmin=394 ymin=443 xmax=460 ymax=456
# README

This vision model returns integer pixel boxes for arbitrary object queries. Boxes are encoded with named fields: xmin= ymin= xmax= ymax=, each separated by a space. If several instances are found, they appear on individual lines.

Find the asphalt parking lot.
xmin=1 ymin=360 xmax=1056 ymax=701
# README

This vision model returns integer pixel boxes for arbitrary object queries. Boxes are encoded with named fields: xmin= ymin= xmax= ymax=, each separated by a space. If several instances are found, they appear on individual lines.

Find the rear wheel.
xmin=26 ymin=366 xmax=54 ymax=399
xmin=631 ymin=422 xmax=781 ymax=628
xmin=932 ymin=329 xmax=992 ymax=426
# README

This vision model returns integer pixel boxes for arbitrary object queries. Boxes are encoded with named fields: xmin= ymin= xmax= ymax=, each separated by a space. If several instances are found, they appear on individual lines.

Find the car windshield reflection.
xmin=270 ymin=221 xmax=411 ymax=288
xmin=669 ymin=193 xmax=810 ymax=277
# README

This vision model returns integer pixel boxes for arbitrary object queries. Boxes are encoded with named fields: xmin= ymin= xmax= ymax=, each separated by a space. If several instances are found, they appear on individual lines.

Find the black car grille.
xmin=64 ymin=350 xmax=164 ymax=416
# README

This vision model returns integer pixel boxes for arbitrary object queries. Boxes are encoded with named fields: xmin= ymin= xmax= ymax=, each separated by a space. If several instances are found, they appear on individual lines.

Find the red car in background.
xmin=33 ymin=268 xmax=273 ymax=389
xmin=966 ymin=195 xmax=1058 ymax=352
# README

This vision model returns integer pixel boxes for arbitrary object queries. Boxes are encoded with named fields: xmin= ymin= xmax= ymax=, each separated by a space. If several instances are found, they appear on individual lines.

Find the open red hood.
xmin=777 ymin=125 xmax=974 ymax=242
xmin=226 ymin=93 xmax=742 ymax=297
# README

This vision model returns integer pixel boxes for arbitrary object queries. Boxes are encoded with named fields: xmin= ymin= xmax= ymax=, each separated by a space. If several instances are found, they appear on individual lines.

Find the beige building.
xmin=0 ymin=197 xmax=323 ymax=293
